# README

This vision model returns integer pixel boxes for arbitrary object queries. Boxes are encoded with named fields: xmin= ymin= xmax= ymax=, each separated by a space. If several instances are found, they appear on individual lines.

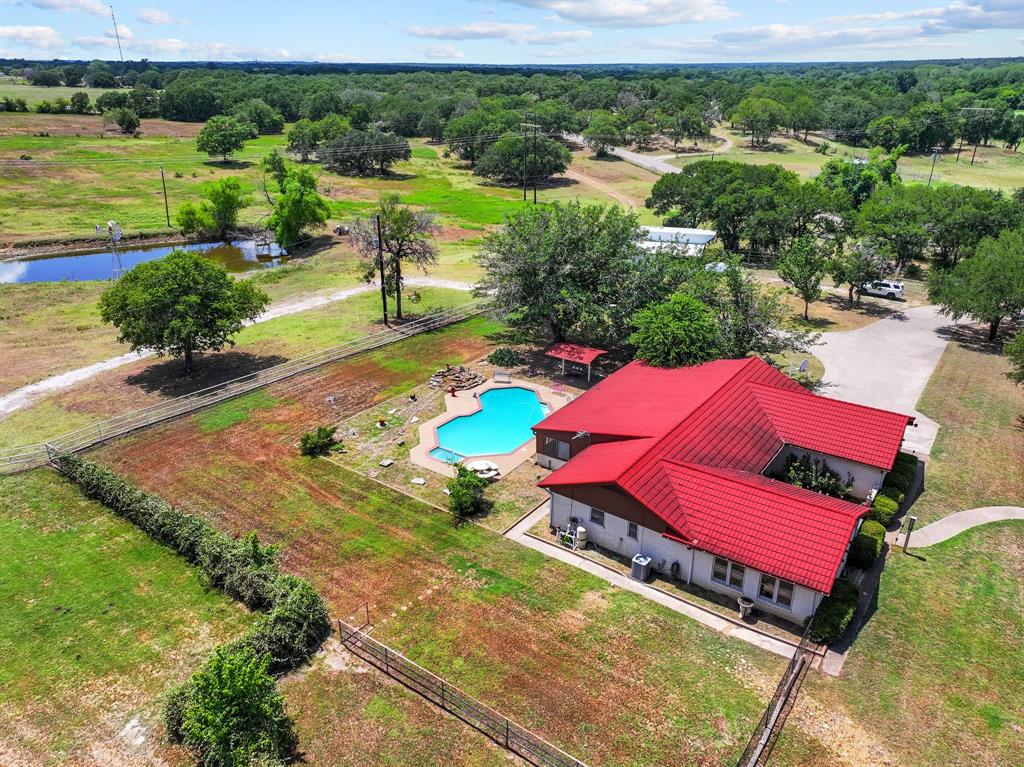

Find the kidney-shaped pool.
xmin=429 ymin=387 xmax=550 ymax=463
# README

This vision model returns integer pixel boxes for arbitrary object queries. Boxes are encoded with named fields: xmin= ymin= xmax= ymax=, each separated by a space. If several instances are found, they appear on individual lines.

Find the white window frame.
xmin=589 ymin=508 xmax=605 ymax=527
xmin=758 ymin=574 xmax=794 ymax=609
xmin=712 ymin=556 xmax=745 ymax=591
xmin=627 ymin=522 xmax=638 ymax=540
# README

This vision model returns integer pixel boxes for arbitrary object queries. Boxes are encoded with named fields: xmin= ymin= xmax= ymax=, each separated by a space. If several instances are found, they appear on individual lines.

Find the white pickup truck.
xmin=860 ymin=279 xmax=905 ymax=300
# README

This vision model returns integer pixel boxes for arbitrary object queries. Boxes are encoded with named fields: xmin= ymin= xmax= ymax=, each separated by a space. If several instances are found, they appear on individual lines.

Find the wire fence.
xmin=0 ymin=300 xmax=486 ymax=474
xmin=336 ymin=618 xmax=589 ymax=767
xmin=735 ymin=621 xmax=818 ymax=767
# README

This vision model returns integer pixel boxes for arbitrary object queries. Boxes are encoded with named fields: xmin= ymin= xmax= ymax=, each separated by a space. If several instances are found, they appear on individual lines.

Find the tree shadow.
xmin=203 ymin=159 xmax=253 ymax=170
xmin=287 ymin=234 xmax=336 ymax=258
xmin=936 ymin=322 xmax=1014 ymax=355
xmin=590 ymin=153 xmax=625 ymax=162
xmin=124 ymin=350 xmax=288 ymax=396
xmin=821 ymin=294 xmax=908 ymax=321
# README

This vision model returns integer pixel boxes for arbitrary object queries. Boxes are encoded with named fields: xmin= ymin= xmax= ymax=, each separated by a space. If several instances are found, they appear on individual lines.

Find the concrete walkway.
xmin=505 ymin=502 xmax=798 ymax=659
xmin=0 ymin=277 xmax=474 ymax=417
xmin=894 ymin=506 xmax=1024 ymax=548
xmin=813 ymin=305 xmax=955 ymax=455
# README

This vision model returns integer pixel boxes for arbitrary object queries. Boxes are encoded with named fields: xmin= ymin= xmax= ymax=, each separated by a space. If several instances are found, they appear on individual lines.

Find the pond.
xmin=0 ymin=239 xmax=287 ymax=284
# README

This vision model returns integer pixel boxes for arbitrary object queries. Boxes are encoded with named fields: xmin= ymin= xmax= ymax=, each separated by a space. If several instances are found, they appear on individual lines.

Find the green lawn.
xmin=911 ymin=335 xmax=1024 ymax=524
xmin=0 ymin=80 xmax=112 ymax=106
xmin=0 ymin=468 xmax=252 ymax=765
xmin=809 ymin=522 xmax=1024 ymax=767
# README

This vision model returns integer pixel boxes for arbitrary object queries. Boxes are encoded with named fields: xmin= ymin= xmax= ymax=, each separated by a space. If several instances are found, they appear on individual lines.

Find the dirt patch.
xmin=0 ymin=113 xmax=203 ymax=138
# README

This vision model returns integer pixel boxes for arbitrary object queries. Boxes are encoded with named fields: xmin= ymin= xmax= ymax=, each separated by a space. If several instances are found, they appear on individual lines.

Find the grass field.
xmin=669 ymin=128 xmax=1024 ymax=192
xmin=0 ymin=286 xmax=474 ymax=447
xmin=806 ymin=522 xmax=1024 ymax=767
xmin=0 ymin=80 xmax=113 ymax=107
xmin=909 ymin=329 xmax=1024 ymax=524
xmin=88 ymin=329 xmax=836 ymax=765
xmin=0 ymin=468 xmax=253 ymax=766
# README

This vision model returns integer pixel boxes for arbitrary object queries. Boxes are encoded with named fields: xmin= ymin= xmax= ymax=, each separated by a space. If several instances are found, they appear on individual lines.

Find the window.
xmin=712 ymin=556 xmax=745 ymax=590
xmin=590 ymin=509 xmax=605 ymax=527
xmin=627 ymin=522 xmax=638 ymax=540
xmin=545 ymin=437 xmax=570 ymax=460
xmin=759 ymin=575 xmax=795 ymax=608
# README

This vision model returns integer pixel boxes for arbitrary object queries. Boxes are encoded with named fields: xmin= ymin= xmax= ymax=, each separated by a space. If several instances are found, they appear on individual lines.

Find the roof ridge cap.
xmin=749 ymin=380 xmax=915 ymax=422
xmin=618 ymin=359 xmax=757 ymax=485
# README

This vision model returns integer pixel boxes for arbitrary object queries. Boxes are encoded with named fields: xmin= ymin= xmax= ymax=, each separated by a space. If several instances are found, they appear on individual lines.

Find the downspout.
xmin=688 ymin=546 xmax=695 ymax=585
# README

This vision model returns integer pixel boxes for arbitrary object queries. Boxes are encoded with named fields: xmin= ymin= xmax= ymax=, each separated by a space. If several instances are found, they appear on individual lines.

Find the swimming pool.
xmin=429 ymin=387 xmax=550 ymax=462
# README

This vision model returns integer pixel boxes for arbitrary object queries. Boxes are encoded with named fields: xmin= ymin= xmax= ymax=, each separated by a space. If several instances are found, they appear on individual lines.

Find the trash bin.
xmin=631 ymin=554 xmax=652 ymax=582
xmin=737 ymin=596 xmax=755 ymax=620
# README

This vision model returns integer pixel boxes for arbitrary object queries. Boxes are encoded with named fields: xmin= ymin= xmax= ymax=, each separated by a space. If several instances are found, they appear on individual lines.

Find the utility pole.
xmin=109 ymin=6 xmax=124 ymax=63
xmin=520 ymin=117 xmax=540 ymax=203
xmin=159 ymin=165 xmax=170 ymax=227
xmin=927 ymin=147 xmax=940 ymax=186
xmin=532 ymin=122 xmax=539 ymax=204
xmin=375 ymin=214 xmax=388 ymax=327
xmin=959 ymin=107 xmax=994 ymax=167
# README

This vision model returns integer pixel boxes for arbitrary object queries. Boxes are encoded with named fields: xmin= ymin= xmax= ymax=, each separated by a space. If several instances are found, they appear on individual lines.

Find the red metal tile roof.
xmin=545 ymin=342 xmax=607 ymax=366
xmin=536 ymin=357 xmax=913 ymax=593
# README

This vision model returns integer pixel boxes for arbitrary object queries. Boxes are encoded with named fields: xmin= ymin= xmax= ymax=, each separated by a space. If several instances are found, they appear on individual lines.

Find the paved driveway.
xmin=813 ymin=305 xmax=955 ymax=455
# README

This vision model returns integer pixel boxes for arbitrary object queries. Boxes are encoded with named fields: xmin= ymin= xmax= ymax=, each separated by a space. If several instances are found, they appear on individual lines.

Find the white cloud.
xmin=0 ymin=24 xmax=63 ymax=50
xmin=137 ymin=7 xmax=187 ymax=25
xmin=129 ymin=38 xmax=292 ymax=59
xmin=407 ymin=22 xmax=535 ymax=39
xmin=826 ymin=0 xmax=1021 ymax=31
xmin=507 ymin=0 xmax=736 ymax=28
xmin=25 ymin=0 xmax=107 ymax=16
xmin=74 ymin=22 xmax=133 ymax=50
xmin=415 ymin=43 xmax=465 ymax=60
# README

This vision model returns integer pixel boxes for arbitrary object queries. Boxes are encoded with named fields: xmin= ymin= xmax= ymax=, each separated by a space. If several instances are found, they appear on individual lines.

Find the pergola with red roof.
xmin=545 ymin=342 xmax=606 ymax=381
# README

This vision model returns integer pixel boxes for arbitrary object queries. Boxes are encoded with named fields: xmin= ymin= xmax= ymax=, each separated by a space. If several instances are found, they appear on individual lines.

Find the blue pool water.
xmin=429 ymin=387 xmax=550 ymax=461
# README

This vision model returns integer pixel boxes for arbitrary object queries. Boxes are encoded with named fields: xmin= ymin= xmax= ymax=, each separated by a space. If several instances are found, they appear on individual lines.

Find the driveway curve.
xmin=813 ymin=305 xmax=955 ymax=455
xmin=895 ymin=506 xmax=1024 ymax=548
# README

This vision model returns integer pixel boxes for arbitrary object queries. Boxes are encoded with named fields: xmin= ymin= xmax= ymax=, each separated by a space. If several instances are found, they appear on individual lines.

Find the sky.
xmin=1 ymin=0 xmax=1022 ymax=65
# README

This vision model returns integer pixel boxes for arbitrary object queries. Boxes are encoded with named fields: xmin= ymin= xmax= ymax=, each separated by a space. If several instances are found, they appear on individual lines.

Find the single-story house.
xmin=640 ymin=226 xmax=718 ymax=257
xmin=533 ymin=357 xmax=914 ymax=623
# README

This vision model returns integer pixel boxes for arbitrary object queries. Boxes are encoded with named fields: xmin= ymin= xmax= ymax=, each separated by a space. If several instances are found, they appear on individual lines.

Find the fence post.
xmin=504 ymin=718 xmax=510 ymax=749
xmin=439 ymin=679 xmax=445 ymax=709
xmin=384 ymin=646 xmax=390 ymax=674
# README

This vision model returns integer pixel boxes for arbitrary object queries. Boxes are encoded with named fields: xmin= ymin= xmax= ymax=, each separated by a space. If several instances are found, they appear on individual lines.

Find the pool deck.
xmin=410 ymin=376 xmax=572 ymax=478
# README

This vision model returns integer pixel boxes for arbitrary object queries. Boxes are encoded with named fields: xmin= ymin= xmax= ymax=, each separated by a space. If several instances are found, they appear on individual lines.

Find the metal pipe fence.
xmin=0 ymin=300 xmax=486 ymax=474
xmin=336 ymin=618 xmax=589 ymax=767
xmin=735 ymin=621 xmax=817 ymax=767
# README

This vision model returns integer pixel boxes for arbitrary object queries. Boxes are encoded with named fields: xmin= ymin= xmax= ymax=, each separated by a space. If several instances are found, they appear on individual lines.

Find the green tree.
xmin=628 ymin=120 xmax=656 ymax=151
xmin=732 ymin=97 xmax=786 ymax=147
xmin=175 ymin=200 xmax=214 ymax=236
xmin=929 ymin=228 xmax=1024 ymax=341
xmin=286 ymin=118 xmax=320 ymax=162
xmin=630 ymin=293 xmax=721 ymax=367
xmin=473 ymin=133 xmax=571 ymax=185
xmin=205 ymin=177 xmax=250 ymax=238
xmin=99 ymin=249 xmax=270 ymax=371
xmin=667 ymin=107 xmax=707 ymax=148
xmin=260 ymin=149 xmax=288 ymax=194
xmin=447 ymin=464 xmax=491 ymax=521
xmin=321 ymin=129 xmax=410 ymax=176
xmin=831 ymin=239 xmax=895 ymax=304
xmin=443 ymin=109 xmax=493 ymax=163
xmin=817 ymin=147 xmax=903 ymax=208
xmin=582 ymin=110 xmax=621 ymax=157
xmin=96 ymin=91 xmax=130 ymax=111
xmin=857 ymin=184 xmax=930 ymax=271
xmin=197 ymin=115 xmax=251 ymax=162
xmin=69 ymin=91 xmax=91 ymax=114
xmin=84 ymin=59 xmax=116 ymax=88
xmin=350 ymin=194 xmax=438 ymax=320
xmin=233 ymin=98 xmax=285 ymax=135
xmin=61 ymin=64 xmax=85 ymax=86
xmin=129 ymin=84 xmax=160 ymax=117
xmin=102 ymin=107 xmax=140 ymax=135
xmin=786 ymin=95 xmax=824 ymax=141
xmin=179 ymin=648 xmax=297 ymax=767
xmin=926 ymin=185 xmax=1022 ymax=269
xmin=266 ymin=167 xmax=330 ymax=248
xmin=777 ymin=236 xmax=827 ymax=320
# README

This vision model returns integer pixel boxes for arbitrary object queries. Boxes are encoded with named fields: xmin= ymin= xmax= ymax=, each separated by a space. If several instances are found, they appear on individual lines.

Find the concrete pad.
xmin=813 ymin=305 xmax=956 ymax=456
xmin=895 ymin=506 xmax=1024 ymax=548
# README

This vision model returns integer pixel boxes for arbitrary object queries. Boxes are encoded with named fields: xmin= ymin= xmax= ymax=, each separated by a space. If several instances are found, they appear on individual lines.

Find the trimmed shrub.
xmin=164 ymin=682 xmax=191 ymax=743
xmin=299 ymin=425 xmax=339 ymax=457
xmin=869 ymin=494 xmax=900 ymax=527
xmin=884 ymin=471 xmax=911 ymax=494
xmin=781 ymin=453 xmax=854 ymax=500
xmin=808 ymin=578 xmax=860 ymax=644
xmin=877 ymin=486 xmax=905 ymax=506
xmin=487 ymin=346 xmax=521 ymax=367
xmin=848 ymin=520 xmax=886 ymax=569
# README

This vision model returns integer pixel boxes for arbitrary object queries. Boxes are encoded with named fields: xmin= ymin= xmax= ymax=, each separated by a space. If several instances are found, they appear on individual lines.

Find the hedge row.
xmin=868 ymin=452 xmax=919 ymax=526
xmin=53 ymin=455 xmax=331 ymax=760
xmin=848 ymin=520 xmax=886 ymax=569
xmin=808 ymin=577 xmax=860 ymax=645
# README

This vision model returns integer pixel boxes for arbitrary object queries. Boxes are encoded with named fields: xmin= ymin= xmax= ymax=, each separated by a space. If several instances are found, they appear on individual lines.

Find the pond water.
xmin=0 ymin=240 xmax=287 ymax=284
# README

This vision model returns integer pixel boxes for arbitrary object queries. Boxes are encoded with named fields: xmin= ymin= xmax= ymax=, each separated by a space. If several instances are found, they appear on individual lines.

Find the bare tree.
xmin=350 ymin=194 xmax=439 ymax=320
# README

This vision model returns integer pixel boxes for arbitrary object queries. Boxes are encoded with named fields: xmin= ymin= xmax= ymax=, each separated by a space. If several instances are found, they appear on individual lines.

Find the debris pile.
xmin=428 ymin=365 xmax=483 ymax=391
